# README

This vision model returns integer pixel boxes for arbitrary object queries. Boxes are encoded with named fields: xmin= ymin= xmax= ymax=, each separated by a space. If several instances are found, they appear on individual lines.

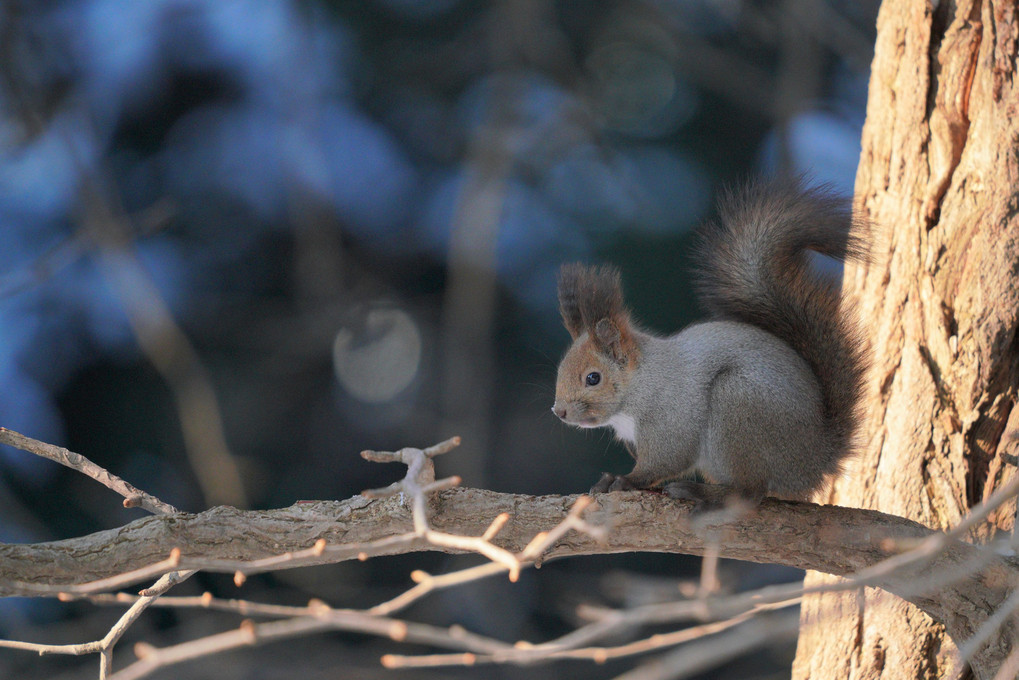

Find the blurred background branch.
xmin=78 ymin=170 xmax=248 ymax=509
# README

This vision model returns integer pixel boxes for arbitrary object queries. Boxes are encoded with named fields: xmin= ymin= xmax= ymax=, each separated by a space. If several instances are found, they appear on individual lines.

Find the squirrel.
xmin=552 ymin=179 xmax=869 ymax=503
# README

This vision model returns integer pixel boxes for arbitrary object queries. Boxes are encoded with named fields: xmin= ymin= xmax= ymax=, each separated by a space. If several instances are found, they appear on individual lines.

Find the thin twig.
xmin=0 ymin=427 xmax=178 ymax=515
xmin=360 ymin=437 xmax=526 ymax=580
xmin=380 ymin=599 xmax=801 ymax=668
xmin=0 ymin=427 xmax=191 ymax=677
xmin=81 ymin=591 xmax=512 ymax=655
xmin=612 ymin=610 xmax=801 ymax=680
xmin=108 ymin=616 xmax=331 ymax=680
xmin=957 ymin=586 xmax=1019 ymax=666
xmin=698 ymin=530 xmax=722 ymax=597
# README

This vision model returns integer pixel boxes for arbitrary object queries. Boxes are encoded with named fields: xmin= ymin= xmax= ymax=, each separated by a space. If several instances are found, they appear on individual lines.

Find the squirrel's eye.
xmin=585 ymin=372 xmax=601 ymax=386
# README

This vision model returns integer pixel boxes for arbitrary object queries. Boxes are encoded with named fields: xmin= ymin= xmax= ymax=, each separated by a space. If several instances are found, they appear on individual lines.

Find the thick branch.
xmin=0 ymin=488 xmax=1015 ymax=673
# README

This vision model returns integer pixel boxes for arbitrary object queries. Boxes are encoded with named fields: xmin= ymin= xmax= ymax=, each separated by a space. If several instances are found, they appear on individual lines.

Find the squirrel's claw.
xmin=590 ymin=472 xmax=636 ymax=493
xmin=589 ymin=472 xmax=616 ymax=493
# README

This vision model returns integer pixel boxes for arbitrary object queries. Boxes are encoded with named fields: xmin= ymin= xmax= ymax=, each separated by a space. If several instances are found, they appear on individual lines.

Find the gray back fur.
xmin=692 ymin=178 xmax=869 ymax=466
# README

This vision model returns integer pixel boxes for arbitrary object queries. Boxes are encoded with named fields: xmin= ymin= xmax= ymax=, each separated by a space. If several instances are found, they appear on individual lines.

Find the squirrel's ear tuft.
xmin=558 ymin=263 xmax=638 ymax=363
xmin=558 ymin=263 xmax=587 ymax=339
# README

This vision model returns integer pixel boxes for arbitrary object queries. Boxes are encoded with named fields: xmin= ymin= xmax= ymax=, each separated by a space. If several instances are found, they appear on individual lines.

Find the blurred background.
xmin=0 ymin=0 xmax=877 ymax=677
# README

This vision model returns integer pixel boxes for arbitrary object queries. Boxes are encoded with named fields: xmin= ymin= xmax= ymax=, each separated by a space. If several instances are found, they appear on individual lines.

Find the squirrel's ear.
xmin=594 ymin=317 xmax=621 ymax=352
xmin=558 ymin=264 xmax=585 ymax=339
xmin=559 ymin=263 xmax=639 ymax=362
xmin=578 ymin=265 xmax=635 ymax=363
xmin=593 ymin=316 xmax=637 ymax=364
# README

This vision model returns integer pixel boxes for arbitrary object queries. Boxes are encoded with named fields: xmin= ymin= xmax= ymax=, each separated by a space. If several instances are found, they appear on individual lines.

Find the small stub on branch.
xmin=388 ymin=621 xmax=409 ymax=641
xmin=239 ymin=619 xmax=257 ymax=643
xmin=360 ymin=436 xmax=462 ymax=498
xmin=359 ymin=437 xmax=465 ymax=535
xmin=134 ymin=641 xmax=155 ymax=659
xmin=308 ymin=598 xmax=330 ymax=615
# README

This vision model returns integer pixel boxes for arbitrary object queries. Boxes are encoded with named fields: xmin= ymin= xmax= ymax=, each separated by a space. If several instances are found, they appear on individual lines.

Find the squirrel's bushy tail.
xmin=695 ymin=178 xmax=869 ymax=457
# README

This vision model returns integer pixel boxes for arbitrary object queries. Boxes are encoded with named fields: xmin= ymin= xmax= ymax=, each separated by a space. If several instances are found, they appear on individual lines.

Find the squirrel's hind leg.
xmin=663 ymin=480 xmax=765 ymax=514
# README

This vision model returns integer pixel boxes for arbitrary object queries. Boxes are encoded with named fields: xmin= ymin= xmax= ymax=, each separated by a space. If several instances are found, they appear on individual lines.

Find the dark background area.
xmin=0 ymin=0 xmax=878 ymax=678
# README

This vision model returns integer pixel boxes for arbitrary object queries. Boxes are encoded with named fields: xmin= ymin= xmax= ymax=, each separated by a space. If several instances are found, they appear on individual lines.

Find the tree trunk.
xmin=793 ymin=1 xmax=1019 ymax=679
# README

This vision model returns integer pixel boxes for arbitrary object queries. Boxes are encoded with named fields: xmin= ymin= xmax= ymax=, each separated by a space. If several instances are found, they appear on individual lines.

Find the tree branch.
xmin=0 ymin=427 xmax=178 ymax=515
xmin=2 ymin=430 xmax=1017 ymax=677
xmin=2 ymin=486 xmax=1016 ymax=667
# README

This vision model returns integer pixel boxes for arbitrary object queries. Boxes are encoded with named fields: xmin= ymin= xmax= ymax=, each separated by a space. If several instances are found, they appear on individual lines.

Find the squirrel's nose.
xmin=552 ymin=403 xmax=567 ymax=420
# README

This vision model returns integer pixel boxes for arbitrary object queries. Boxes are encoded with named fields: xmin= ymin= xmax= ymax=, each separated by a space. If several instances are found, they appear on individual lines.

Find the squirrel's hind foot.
xmin=663 ymin=481 xmax=764 ymax=516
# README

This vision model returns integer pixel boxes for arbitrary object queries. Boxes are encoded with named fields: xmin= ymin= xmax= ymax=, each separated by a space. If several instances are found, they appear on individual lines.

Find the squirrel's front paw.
xmin=590 ymin=473 xmax=636 ymax=493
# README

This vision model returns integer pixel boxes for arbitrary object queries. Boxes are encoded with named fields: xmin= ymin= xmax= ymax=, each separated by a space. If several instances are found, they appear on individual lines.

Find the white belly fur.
xmin=607 ymin=413 xmax=637 ymax=443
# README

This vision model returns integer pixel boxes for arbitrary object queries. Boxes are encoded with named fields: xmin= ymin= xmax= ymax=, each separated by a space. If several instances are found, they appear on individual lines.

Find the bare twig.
xmin=361 ymin=437 xmax=524 ymax=578
xmin=86 ymin=591 xmax=513 ymax=655
xmin=98 ymin=570 xmax=198 ymax=678
xmin=611 ymin=610 xmax=801 ymax=680
xmin=0 ymin=569 xmax=199 ymax=678
xmin=0 ymin=427 xmax=193 ymax=677
xmin=0 ymin=427 xmax=179 ymax=515
xmin=380 ymin=598 xmax=801 ymax=668
xmin=102 ymin=602 xmax=514 ymax=680
xmin=698 ymin=530 xmax=722 ymax=597
xmin=370 ymin=496 xmax=602 ymax=617
xmin=958 ymin=586 xmax=1019 ymax=668
xmin=108 ymin=616 xmax=331 ymax=680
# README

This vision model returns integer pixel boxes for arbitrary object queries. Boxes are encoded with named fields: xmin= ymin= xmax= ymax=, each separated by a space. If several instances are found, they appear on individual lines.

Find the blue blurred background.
xmin=0 ymin=0 xmax=877 ymax=677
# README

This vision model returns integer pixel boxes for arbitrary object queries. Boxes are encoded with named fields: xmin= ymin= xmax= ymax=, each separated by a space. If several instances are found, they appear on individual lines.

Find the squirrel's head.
xmin=552 ymin=264 xmax=641 ymax=428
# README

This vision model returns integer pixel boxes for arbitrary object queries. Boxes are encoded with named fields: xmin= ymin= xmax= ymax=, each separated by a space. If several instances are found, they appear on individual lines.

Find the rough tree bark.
xmin=793 ymin=1 xmax=1019 ymax=679
xmin=0 ymin=493 xmax=956 ymax=594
